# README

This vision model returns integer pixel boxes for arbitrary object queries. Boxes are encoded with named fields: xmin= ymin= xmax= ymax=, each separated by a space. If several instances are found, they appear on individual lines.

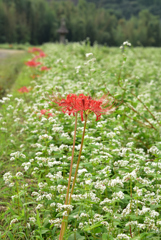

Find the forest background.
xmin=0 ymin=0 xmax=161 ymax=46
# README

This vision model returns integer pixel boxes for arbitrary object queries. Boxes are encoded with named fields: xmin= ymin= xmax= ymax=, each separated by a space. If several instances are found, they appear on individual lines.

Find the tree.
xmin=0 ymin=0 xmax=6 ymax=43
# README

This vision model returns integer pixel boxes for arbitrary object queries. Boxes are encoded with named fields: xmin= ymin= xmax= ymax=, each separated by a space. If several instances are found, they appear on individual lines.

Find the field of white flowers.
xmin=0 ymin=42 xmax=161 ymax=240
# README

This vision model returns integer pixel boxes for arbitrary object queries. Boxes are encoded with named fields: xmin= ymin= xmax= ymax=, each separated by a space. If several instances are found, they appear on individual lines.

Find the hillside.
xmin=72 ymin=0 xmax=161 ymax=18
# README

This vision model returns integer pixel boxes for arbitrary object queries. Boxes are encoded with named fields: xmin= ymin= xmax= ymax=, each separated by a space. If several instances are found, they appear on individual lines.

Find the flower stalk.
xmin=59 ymin=113 xmax=88 ymax=240
xmin=68 ymin=113 xmax=88 ymax=205
xmin=59 ymin=113 xmax=78 ymax=240
xmin=51 ymin=93 xmax=115 ymax=239
xmin=65 ymin=113 xmax=78 ymax=205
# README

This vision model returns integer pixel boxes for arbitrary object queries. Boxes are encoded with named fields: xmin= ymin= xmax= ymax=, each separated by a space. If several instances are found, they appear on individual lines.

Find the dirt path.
xmin=0 ymin=49 xmax=25 ymax=60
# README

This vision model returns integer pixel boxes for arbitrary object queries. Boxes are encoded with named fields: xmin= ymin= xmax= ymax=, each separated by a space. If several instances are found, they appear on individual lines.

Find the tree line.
xmin=85 ymin=0 xmax=161 ymax=19
xmin=0 ymin=0 xmax=161 ymax=46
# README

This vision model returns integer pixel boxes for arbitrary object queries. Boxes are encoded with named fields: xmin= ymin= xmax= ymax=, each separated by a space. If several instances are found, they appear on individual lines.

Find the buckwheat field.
xmin=0 ymin=42 xmax=161 ymax=240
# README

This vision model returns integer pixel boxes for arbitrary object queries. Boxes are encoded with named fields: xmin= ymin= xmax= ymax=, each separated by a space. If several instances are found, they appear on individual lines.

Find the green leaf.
xmin=23 ymin=202 xmax=36 ymax=206
xmin=51 ymin=227 xmax=56 ymax=236
xmin=68 ymin=233 xmax=85 ymax=240
xmin=0 ymin=202 xmax=9 ymax=206
xmin=102 ymin=233 xmax=114 ymax=240
xmin=7 ymin=232 xmax=14 ymax=240
xmin=36 ymin=210 xmax=41 ymax=228
xmin=83 ymin=222 xmax=102 ymax=231
xmin=43 ymin=218 xmax=50 ymax=227
xmin=41 ymin=229 xmax=49 ymax=234
xmin=15 ymin=232 xmax=27 ymax=239
xmin=93 ymin=227 xmax=102 ymax=234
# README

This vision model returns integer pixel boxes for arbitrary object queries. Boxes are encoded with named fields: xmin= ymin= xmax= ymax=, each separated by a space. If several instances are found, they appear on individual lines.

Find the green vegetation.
xmin=0 ymin=50 xmax=30 ymax=98
xmin=0 ymin=0 xmax=161 ymax=46
xmin=0 ymin=43 xmax=31 ymax=50
xmin=86 ymin=0 xmax=161 ymax=18
xmin=0 ymin=43 xmax=161 ymax=239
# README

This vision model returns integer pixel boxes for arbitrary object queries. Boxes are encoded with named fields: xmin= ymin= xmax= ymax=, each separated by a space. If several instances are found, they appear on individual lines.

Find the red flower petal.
xmin=51 ymin=93 xmax=115 ymax=121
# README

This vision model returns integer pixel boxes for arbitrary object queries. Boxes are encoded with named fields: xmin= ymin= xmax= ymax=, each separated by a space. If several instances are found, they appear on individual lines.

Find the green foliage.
xmin=0 ymin=0 xmax=58 ymax=44
xmin=0 ymin=43 xmax=161 ymax=239
xmin=86 ymin=0 xmax=161 ymax=18
xmin=0 ymin=50 xmax=30 ymax=98
xmin=0 ymin=0 xmax=161 ymax=46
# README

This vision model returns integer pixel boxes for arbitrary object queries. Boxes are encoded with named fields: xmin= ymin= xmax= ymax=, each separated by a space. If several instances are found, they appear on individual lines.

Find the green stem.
xmin=65 ymin=113 xmax=78 ymax=205
xmin=68 ymin=114 xmax=88 ymax=205
xmin=16 ymin=179 xmax=20 ymax=215
xmin=129 ymin=177 xmax=133 ymax=238
xmin=59 ymin=113 xmax=78 ymax=240
xmin=59 ymin=114 xmax=88 ymax=240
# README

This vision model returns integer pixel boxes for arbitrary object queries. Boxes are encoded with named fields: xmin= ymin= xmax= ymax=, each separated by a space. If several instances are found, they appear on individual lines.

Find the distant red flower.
xmin=18 ymin=86 xmax=30 ymax=93
xmin=25 ymin=60 xmax=41 ymax=67
xmin=28 ymin=47 xmax=43 ymax=53
xmin=51 ymin=93 xmax=115 ymax=121
xmin=40 ymin=109 xmax=53 ymax=118
xmin=32 ymin=52 xmax=46 ymax=61
xmin=38 ymin=51 xmax=46 ymax=57
xmin=31 ymin=74 xmax=40 ymax=79
xmin=40 ymin=66 xmax=51 ymax=71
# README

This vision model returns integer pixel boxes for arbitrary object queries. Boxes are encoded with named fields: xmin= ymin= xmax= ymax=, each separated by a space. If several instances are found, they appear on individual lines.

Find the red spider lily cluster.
xmin=25 ymin=60 xmax=41 ymax=67
xmin=32 ymin=52 xmax=46 ymax=61
xmin=39 ymin=109 xmax=53 ymax=118
xmin=28 ymin=47 xmax=42 ymax=53
xmin=51 ymin=93 xmax=115 ymax=121
xmin=40 ymin=66 xmax=51 ymax=71
xmin=26 ymin=47 xmax=50 ymax=71
xmin=18 ymin=86 xmax=30 ymax=93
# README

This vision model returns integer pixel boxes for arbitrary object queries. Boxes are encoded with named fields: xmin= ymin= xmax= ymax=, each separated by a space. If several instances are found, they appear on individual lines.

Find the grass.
xmin=0 ymin=51 xmax=32 ymax=217
xmin=0 ymin=51 xmax=30 ymax=98
xmin=0 ymin=42 xmax=161 ymax=239
xmin=0 ymin=43 xmax=31 ymax=50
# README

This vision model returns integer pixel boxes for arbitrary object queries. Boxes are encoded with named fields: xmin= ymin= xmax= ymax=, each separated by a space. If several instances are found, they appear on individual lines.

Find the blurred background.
xmin=0 ymin=0 xmax=161 ymax=47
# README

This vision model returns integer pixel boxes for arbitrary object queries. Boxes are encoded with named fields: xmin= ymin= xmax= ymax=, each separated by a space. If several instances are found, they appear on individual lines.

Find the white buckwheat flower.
xmin=10 ymin=218 xmax=18 ymax=225
xmin=116 ymin=233 xmax=130 ymax=240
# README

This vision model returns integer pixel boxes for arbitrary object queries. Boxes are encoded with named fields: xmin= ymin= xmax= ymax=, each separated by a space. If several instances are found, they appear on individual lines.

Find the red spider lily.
xmin=38 ymin=51 xmax=46 ymax=57
xmin=51 ymin=93 xmax=115 ymax=121
xmin=18 ymin=86 xmax=30 ymax=93
xmin=40 ymin=66 xmax=51 ymax=71
xmin=31 ymin=74 xmax=40 ymax=79
xmin=25 ymin=60 xmax=41 ymax=67
xmin=40 ymin=109 xmax=53 ymax=118
xmin=52 ymin=93 xmax=77 ymax=114
xmin=32 ymin=52 xmax=46 ymax=61
xmin=28 ymin=47 xmax=43 ymax=53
